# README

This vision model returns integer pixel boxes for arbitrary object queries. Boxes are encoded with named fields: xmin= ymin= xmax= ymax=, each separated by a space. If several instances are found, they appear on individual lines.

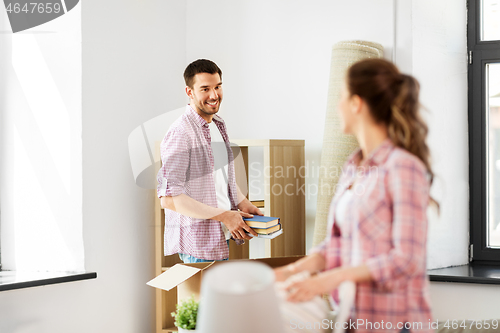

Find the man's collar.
xmin=212 ymin=114 xmax=223 ymax=124
xmin=186 ymin=105 xmax=209 ymax=128
xmin=185 ymin=105 xmax=224 ymax=128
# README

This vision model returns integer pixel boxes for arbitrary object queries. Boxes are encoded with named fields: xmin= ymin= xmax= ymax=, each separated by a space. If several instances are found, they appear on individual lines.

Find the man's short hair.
xmin=184 ymin=59 xmax=222 ymax=88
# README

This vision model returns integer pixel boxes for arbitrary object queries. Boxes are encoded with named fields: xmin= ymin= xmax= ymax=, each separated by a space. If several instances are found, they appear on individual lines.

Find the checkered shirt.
xmin=312 ymin=139 xmax=433 ymax=333
xmin=156 ymin=105 xmax=238 ymax=260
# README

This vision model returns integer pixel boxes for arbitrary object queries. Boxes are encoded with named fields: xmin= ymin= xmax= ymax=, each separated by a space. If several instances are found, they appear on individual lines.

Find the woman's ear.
xmin=350 ymin=94 xmax=363 ymax=114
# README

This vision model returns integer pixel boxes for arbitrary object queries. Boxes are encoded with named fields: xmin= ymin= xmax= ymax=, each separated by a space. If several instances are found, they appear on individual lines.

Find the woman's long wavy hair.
xmin=347 ymin=58 xmax=438 ymax=209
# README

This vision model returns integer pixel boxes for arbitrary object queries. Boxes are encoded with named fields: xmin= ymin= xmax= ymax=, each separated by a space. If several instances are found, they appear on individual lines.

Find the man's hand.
xmin=159 ymin=194 xmax=260 ymax=239
xmin=237 ymin=198 xmax=264 ymax=216
xmin=213 ymin=210 xmax=258 ymax=240
xmin=160 ymin=196 xmax=175 ymax=210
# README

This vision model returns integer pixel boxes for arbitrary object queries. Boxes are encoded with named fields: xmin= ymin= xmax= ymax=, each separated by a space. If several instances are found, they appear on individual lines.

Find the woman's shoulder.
xmin=385 ymin=146 xmax=428 ymax=176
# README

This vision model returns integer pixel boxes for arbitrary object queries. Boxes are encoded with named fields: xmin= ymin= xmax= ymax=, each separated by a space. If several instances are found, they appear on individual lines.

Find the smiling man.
xmin=156 ymin=59 xmax=262 ymax=263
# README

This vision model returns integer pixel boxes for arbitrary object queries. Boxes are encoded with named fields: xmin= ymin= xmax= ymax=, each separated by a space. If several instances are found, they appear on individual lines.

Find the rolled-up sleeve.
xmin=310 ymin=231 xmax=342 ymax=271
xmin=365 ymin=158 xmax=429 ymax=290
xmin=310 ymin=239 xmax=327 ymax=258
xmin=156 ymin=127 xmax=190 ymax=198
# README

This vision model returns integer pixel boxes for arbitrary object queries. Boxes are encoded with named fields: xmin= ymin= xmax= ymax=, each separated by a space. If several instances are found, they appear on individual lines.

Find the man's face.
xmin=186 ymin=73 xmax=223 ymax=120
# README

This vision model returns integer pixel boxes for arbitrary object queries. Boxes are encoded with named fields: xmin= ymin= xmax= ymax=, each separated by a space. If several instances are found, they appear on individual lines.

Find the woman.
xmin=275 ymin=58 xmax=436 ymax=333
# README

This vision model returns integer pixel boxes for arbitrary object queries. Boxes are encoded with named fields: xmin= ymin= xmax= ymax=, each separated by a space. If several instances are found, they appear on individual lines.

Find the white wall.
xmin=183 ymin=0 xmax=470 ymax=267
xmin=413 ymin=0 xmax=469 ymax=269
xmin=185 ymin=0 xmax=395 ymax=251
xmin=0 ymin=1 xmax=186 ymax=332
xmin=413 ymin=0 xmax=500 ymax=320
xmin=430 ymin=282 xmax=500 ymax=320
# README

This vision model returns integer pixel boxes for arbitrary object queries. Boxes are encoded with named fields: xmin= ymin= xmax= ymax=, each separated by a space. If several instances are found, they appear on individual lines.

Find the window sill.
xmin=0 ymin=270 xmax=97 ymax=292
xmin=428 ymin=263 xmax=500 ymax=285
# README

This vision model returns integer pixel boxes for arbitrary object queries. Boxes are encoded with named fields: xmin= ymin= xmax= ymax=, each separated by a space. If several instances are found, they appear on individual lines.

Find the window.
xmin=468 ymin=0 xmax=500 ymax=262
xmin=0 ymin=3 xmax=85 ymax=273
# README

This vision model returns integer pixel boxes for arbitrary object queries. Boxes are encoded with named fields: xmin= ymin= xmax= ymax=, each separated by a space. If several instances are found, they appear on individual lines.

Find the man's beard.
xmin=194 ymin=98 xmax=221 ymax=116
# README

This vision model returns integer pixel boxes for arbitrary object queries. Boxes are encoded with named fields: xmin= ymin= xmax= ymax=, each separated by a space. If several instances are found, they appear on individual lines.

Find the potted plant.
xmin=171 ymin=295 xmax=199 ymax=332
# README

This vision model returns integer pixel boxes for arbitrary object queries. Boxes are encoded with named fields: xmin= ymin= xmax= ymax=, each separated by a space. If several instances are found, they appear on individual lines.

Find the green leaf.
xmin=171 ymin=295 xmax=199 ymax=330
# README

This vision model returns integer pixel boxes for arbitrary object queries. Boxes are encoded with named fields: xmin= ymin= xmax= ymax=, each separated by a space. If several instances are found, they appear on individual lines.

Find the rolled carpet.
xmin=312 ymin=41 xmax=384 ymax=247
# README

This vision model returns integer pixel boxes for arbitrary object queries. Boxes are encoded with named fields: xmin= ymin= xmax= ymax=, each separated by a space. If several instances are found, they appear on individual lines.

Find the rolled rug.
xmin=312 ymin=41 xmax=384 ymax=247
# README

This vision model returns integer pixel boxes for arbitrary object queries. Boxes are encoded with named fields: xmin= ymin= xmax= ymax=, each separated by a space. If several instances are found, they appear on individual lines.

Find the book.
xmin=253 ymin=223 xmax=281 ymax=235
xmin=250 ymin=200 xmax=265 ymax=208
xmin=243 ymin=216 xmax=280 ymax=228
xmin=247 ymin=228 xmax=283 ymax=239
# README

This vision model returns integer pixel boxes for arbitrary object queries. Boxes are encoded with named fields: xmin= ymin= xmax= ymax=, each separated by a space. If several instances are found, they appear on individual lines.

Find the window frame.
xmin=468 ymin=0 xmax=500 ymax=263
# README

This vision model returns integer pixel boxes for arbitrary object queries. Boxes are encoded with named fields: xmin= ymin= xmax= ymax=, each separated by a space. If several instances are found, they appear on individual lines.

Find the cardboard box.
xmin=147 ymin=261 xmax=216 ymax=303
xmin=147 ymin=256 xmax=304 ymax=332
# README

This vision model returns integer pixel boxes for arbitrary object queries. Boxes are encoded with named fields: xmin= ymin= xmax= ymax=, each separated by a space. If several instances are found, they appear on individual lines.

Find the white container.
xmin=196 ymin=261 xmax=284 ymax=333
xmin=177 ymin=328 xmax=196 ymax=333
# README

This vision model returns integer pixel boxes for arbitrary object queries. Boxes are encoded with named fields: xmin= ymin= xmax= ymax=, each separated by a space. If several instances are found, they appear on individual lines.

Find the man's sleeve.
xmin=157 ymin=127 xmax=190 ymax=198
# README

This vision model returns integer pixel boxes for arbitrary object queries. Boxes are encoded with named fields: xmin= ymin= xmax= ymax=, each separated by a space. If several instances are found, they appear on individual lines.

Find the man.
xmin=157 ymin=59 xmax=262 ymax=263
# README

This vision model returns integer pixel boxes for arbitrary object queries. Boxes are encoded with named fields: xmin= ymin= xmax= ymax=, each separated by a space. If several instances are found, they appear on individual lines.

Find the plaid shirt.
xmin=312 ymin=139 xmax=433 ymax=333
xmin=157 ymin=105 xmax=238 ymax=260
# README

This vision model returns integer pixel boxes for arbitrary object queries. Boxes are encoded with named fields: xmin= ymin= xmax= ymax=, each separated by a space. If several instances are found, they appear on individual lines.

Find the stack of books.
xmin=243 ymin=216 xmax=282 ymax=239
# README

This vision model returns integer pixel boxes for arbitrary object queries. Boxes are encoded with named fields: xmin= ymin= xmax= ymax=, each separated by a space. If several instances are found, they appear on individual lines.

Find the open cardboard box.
xmin=148 ymin=256 xmax=304 ymax=332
